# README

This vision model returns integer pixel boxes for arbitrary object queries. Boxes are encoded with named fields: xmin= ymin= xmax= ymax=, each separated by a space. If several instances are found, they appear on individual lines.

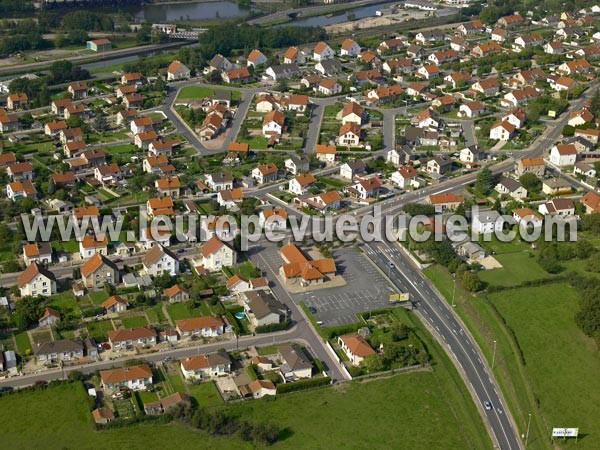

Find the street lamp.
xmin=492 ymin=340 xmax=497 ymax=370
xmin=451 ymin=273 xmax=456 ymax=307
xmin=525 ymin=413 xmax=532 ymax=447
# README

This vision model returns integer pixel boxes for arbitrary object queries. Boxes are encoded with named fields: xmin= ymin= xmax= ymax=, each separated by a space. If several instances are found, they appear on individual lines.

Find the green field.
xmin=14 ymin=331 xmax=32 ymax=355
xmin=177 ymin=86 xmax=241 ymax=101
xmin=426 ymin=263 xmax=600 ymax=450
xmin=121 ymin=315 xmax=149 ymax=329
xmin=478 ymin=251 xmax=551 ymax=287
xmin=489 ymin=284 xmax=600 ymax=450
xmin=187 ymin=381 xmax=223 ymax=407
xmin=86 ymin=320 xmax=114 ymax=342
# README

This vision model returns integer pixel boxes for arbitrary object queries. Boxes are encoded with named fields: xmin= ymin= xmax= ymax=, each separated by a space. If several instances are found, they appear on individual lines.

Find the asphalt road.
xmin=363 ymin=239 xmax=520 ymax=450
xmin=0 ymin=324 xmax=325 ymax=389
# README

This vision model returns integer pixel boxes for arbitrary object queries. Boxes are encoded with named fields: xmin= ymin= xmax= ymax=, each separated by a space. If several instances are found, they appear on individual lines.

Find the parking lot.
xmin=299 ymin=247 xmax=395 ymax=326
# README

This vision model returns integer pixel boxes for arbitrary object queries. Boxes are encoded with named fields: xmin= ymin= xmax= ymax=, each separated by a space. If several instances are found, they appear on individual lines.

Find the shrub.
xmin=275 ymin=376 xmax=331 ymax=394
xmin=255 ymin=320 xmax=290 ymax=334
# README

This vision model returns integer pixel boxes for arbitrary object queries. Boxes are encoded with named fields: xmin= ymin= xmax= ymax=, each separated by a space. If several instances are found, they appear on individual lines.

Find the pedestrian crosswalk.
xmin=364 ymin=246 xmax=402 ymax=255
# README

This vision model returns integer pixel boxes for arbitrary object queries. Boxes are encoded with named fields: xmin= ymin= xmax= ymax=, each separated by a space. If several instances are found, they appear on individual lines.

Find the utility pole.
xmin=492 ymin=339 xmax=497 ymax=370
xmin=525 ymin=413 xmax=532 ymax=447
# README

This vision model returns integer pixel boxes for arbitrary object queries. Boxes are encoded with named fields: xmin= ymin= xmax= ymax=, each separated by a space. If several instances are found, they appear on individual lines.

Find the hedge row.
xmin=275 ymin=376 xmax=331 ymax=394
xmin=255 ymin=320 xmax=290 ymax=334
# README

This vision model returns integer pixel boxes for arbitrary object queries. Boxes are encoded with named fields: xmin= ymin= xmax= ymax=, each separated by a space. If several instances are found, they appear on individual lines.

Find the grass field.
xmin=177 ymin=86 xmax=241 ymax=101
xmin=488 ymin=284 xmax=600 ymax=450
xmin=166 ymin=302 xmax=209 ymax=322
xmin=426 ymin=262 xmax=600 ymax=450
xmin=121 ymin=315 xmax=149 ymax=329
xmin=478 ymin=251 xmax=551 ymax=287
xmin=187 ymin=381 xmax=223 ymax=407
xmin=86 ymin=319 xmax=114 ymax=342
xmin=14 ymin=331 xmax=32 ymax=354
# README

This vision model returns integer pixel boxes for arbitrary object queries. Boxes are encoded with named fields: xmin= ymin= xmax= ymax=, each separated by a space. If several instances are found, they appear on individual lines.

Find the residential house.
xmin=51 ymin=98 xmax=72 ymax=117
xmin=489 ymin=121 xmax=516 ymax=141
xmin=549 ymin=144 xmax=577 ymax=166
xmin=155 ymin=176 xmax=181 ymax=197
xmin=167 ymin=60 xmax=191 ymax=81
xmin=345 ymin=177 xmax=381 ymax=200
xmin=176 ymin=316 xmax=225 ymax=339
xmin=252 ymin=163 xmax=278 ymax=184
xmin=471 ymin=42 xmax=502 ymax=58
xmin=426 ymin=156 xmax=452 ymax=174
xmin=265 ymin=64 xmax=301 ymax=81
xmin=458 ymin=101 xmax=486 ymax=118
xmin=259 ymin=207 xmax=287 ymax=231
xmin=459 ymin=145 xmax=486 ymax=164
xmin=313 ymin=41 xmax=335 ymax=61
xmin=568 ymin=108 xmax=594 ymax=127
xmin=516 ymin=157 xmax=545 ymax=177
xmin=318 ymin=78 xmax=342 ymax=96
xmin=22 ymin=242 xmax=52 ymax=266
xmin=7 ymin=161 xmax=33 ymax=180
xmin=163 ymin=284 xmax=189 ymax=303
xmin=242 ymin=290 xmax=287 ymax=327
xmin=222 ymin=67 xmax=252 ymax=84
xmin=497 ymin=13 xmax=525 ymax=28
xmin=427 ymin=192 xmax=464 ymax=210
xmin=102 ymin=295 xmax=129 ymax=313
xmin=281 ymin=94 xmax=309 ymax=113
xmin=200 ymin=236 xmax=237 ymax=271
xmin=80 ymin=253 xmax=119 ymax=289
xmin=513 ymin=208 xmax=543 ymax=229
xmin=297 ymin=190 xmax=341 ymax=213
xmin=339 ymin=159 xmax=366 ymax=180
xmin=135 ymin=130 xmax=159 ymax=149
xmin=205 ymin=172 xmax=234 ymax=191
xmin=35 ymin=339 xmax=84 ymax=364
xmin=472 ymin=210 xmax=504 ymax=235
xmin=279 ymin=243 xmax=336 ymax=286
xmin=471 ymin=78 xmax=500 ymax=96
xmin=284 ymin=155 xmax=309 ymax=175
xmin=100 ymin=364 xmax=153 ymax=391
xmin=340 ymin=102 xmax=364 ymax=125
xmin=337 ymin=122 xmax=361 ymax=147
xmin=242 ymin=380 xmax=276 ymax=399
xmin=542 ymin=178 xmax=572 ymax=195
xmin=278 ymin=344 xmax=312 ymax=380
xmin=581 ymin=191 xmax=600 ymax=213
xmin=208 ymin=54 xmax=232 ymax=72
xmin=502 ymin=108 xmax=527 ymax=129
xmin=142 ymin=244 xmax=179 ymax=277
xmin=6 ymin=180 xmax=37 ymax=201
xmin=262 ymin=110 xmax=284 ymax=138
xmin=574 ymin=161 xmax=596 ymax=178
xmin=338 ymin=334 xmax=375 ymax=366
xmin=146 ymin=196 xmax=175 ymax=218
xmin=539 ymin=198 xmax=575 ymax=216
xmin=79 ymin=234 xmax=108 ymax=259
xmin=68 ymin=81 xmax=88 ymax=99
xmin=340 ymin=38 xmax=361 ymax=56
xmin=7 ymin=93 xmax=28 ymax=110
xmin=17 ymin=262 xmax=57 ymax=297
xmin=315 ymin=144 xmax=336 ymax=164
xmin=315 ymin=59 xmax=343 ymax=76
xmin=501 ymin=88 xmax=540 ymax=108
xmin=217 ymin=188 xmax=243 ymax=209
xmin=247 ymin=49 xmax=267 ymax=68
xmin=38 ymin=308 xmax=60 ymax=327
xmin=108 ymin=327 xmax=157 ymax=351
xmin=289 ymin=173 xmax=315 ymax=195
xmin=495 ymin=177 xmax=528 ymax=199
xmin=180 ymin=352 xmax=232 ymax=380
xmin=574 ymin=128 xmax=600 ymax=144
xmin=390 ymin=165 xmax=418 ymax=189
xmin=121 ymin=72 xmax=144 ymax=86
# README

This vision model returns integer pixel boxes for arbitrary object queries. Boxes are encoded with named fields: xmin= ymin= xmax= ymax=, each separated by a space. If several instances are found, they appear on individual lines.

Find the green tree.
xmin=462 ymin=271 xmax=482 ymax=292
xmin=519 ymin=172 xmax=541 ymax=193
xmin=475 ymin=167 xmax=494 ymax=195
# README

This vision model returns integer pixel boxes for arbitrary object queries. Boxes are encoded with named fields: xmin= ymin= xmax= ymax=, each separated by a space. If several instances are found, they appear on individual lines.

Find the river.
xmin=135 ymin=1 xmax=253 ymax=22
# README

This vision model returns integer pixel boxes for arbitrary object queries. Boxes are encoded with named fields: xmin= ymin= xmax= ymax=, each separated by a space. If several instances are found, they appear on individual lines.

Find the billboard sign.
xmin=389 ymin=293 xmax=410 ymax=302
xmin=552 ymin=428 xmax=578 ymax=438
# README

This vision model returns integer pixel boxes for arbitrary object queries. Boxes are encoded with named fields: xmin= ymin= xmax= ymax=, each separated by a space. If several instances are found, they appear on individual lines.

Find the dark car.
xmin=308 ymin=306 xmax=317 ymax=314
xmin=0 ymin=386 xmax=13 ymax=393
xmin=177 ymin=248 xmax=186 ymax=254
xmin=112 ymin=258 xmax=123 ymax=263
xmin=34 ymin=380 xmax=48 ymax=386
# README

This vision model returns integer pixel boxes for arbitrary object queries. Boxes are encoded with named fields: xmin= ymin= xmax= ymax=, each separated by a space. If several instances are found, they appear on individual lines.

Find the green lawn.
xmin=478 ymin=251 xmax=551 ymax=287
xmin=88 ymin=291 xmax=109 ymax=306
xmin=166 ymin=303 xmax=208 ymax=322
xmin=86 ymin=319 xmax=114 ymax=342
xmin=14 ymin=331 xmax=32 ymax=355
xmin=177 ymin=86 xmax=241 ymax=101
xmin=48 ymin=291 xmax=80 ymax=317
xmin=187 ymin=381 xmax=223 ymax=407
xmin=121 ymin=315 xmax=149 ymax=329
xmin=51 ymin=239 xmax=80 ymax=254
xmin=237 ymin=135 xmax=269 ymax=149
xmin=426 ymin=262 xmax=600 ymax=450
xmin=489 ymin=284 xmax=600 ymax=450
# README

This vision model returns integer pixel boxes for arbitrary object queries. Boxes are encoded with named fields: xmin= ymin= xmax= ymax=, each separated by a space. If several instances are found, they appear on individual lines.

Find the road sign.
xmin=552 ymin=428 xmax=578 ymax=438
xmin=389 ymin=293 xmax=410 ymax=302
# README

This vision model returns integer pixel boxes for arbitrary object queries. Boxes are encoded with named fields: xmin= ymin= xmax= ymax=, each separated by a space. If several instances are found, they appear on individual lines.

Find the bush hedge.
xmin=275 ymin=376 xmax=331 ymax=394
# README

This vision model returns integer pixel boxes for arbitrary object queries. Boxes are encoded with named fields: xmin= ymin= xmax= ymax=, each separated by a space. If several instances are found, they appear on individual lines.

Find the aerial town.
xmin=0 ymin=0 xmax=599 ymax=449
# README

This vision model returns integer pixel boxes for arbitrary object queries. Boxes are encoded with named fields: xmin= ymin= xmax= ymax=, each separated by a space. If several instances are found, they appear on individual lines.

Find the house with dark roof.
xmin=108 ymin=327 xmax=157 ymax=351
xmin=278 ymin=344 xmax=312 ymax=380
xmin=35 ymin=339 xmax=84 ymax=364
xmin=80 ymin=253 xmax=119 ymax=289
xmin=242 ymin=290 xmax=288 ymax=327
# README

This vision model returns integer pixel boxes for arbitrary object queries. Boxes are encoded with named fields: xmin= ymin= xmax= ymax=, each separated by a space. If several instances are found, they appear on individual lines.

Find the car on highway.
xmin=387 ymin=262 xmax=395 ymax=269
xmin=484 ymin=401 xmax=492 ymax=410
